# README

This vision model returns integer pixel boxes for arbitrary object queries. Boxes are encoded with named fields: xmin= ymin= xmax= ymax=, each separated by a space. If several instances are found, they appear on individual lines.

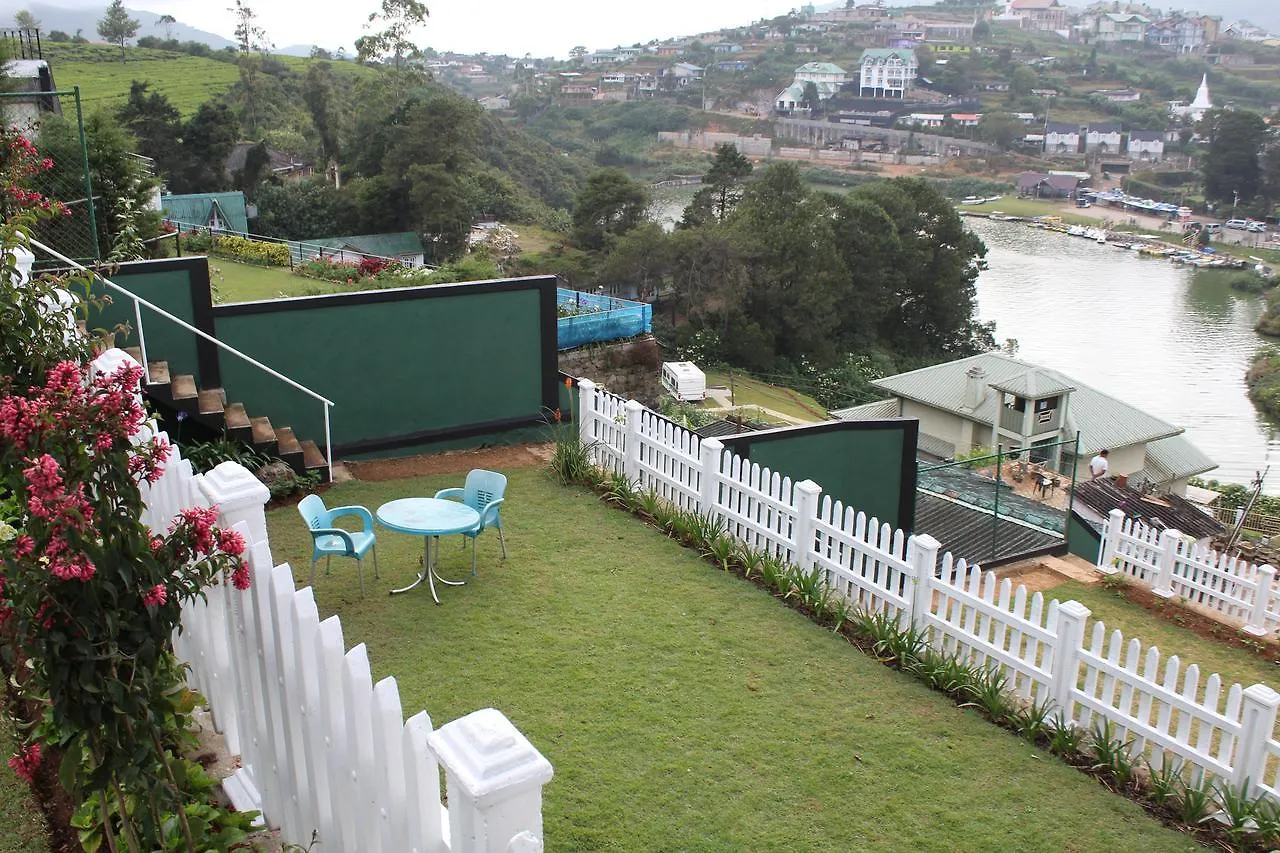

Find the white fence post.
xmin=698 ymin=437 xmax=724 ymax=517
xmin=907 ymin=534 xmax=941 ymax=631
xmin=1244 ymin=565 xmax=1277 ymax=637
xmin=1151 ymin=528 xmax=1183 ymax=599
xmin=1097 ymin=508 xmax=1124 ymax=575
xmin=429 ymin=708 xmax=555 ymax=853
xmin=624 ymin=399 xmax=644 ymax=486
xmin=199 ymin=460 xmax=271 ymax=547
xmin=792 ymin=480 xmax=822 ymax=571
xmin=1050 ymin=600 xmax=1092 ymax=719
xmin=1230 ymin=684 xmax=1280 ymax=793
xmin=576 ymin=378 xmax=595 ymax=448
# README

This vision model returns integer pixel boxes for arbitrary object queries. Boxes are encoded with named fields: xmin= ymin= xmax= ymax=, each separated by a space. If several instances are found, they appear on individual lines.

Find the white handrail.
xmin=28 ymin=238 xmax=336 ymax=481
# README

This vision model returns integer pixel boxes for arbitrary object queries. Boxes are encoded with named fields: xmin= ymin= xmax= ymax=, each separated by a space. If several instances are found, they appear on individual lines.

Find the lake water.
xmin=970 ymin=218 xmax=1280 ymax=492
xmin=647 ymin=187 xmax=1280 ymax=491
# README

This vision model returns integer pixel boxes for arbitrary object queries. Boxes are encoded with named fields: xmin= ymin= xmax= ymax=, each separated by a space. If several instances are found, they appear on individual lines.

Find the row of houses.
xmin=1043 ymin=123 xmax=1166 ymax=158
xmin=904 ymin=111 xmax=1039 ymax=128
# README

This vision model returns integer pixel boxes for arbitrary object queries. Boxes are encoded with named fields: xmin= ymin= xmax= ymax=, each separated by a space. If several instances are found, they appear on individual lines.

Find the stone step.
xmin=197 ymin=388 xmax=226 ymax=416
xmin=300 ymin=439 xmax=329 ymax=478
xmin=223 ymin=402 xmax=251 ymax=431
xmin=170 ymin=374 xmax=198 ymax=401
xmin=147 ymin=360 xmax=170 ymax=386
xmin=249 ymin=416 xmax=276 ymax=453
xmin=275 ymin=426 xmax=305 ymax=474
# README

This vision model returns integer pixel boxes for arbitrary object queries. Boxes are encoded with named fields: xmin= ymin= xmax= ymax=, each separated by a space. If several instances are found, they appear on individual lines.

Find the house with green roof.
xmin=858 ymin=48 xmax=918 ymax=98
xmin=160 ymin=191 xmax=251 ymax=235
xmin=306 ymin=232 xmax=426 ymax=267
xmin=831 ymin=352 xmax=1215 ymax=495
xmin=775 ymin=62 xmax=850 ymax=113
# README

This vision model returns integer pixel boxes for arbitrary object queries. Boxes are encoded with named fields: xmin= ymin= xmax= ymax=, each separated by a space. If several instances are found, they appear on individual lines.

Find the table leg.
xmin=388 ymin=536 xmax=434 ymax=599
xmin=430 ymin=534 xmax=467 ymax=591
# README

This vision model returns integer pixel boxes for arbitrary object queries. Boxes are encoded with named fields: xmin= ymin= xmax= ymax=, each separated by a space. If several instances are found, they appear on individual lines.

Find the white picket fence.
xmin=115 ymin=351 xmax=553 ymax=850
xmin=1099 ymin=508 xmax=1280 ymax=636
xmin=577 ymin=379 xmax=1280 ymax=798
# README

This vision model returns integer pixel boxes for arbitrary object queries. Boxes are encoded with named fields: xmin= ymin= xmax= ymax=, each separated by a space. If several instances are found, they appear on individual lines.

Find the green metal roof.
xmin=858 ymin=49 xmax=915 ymax=64
xmin=795 ymin=61 xmax=848 ymax=75
xmin=1141 ymin=434 xmax=1217 ymax=483
xmin=871 ymin=352 xmax=1190 ymax=456
xmin=160 ymin=192 xmax=250 ymax=235
xmin=310 ymin=232 xmax=424 ymax=258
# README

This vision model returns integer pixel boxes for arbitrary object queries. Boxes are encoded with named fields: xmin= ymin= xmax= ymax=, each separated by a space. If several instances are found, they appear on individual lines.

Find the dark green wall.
xmin=721 ymin=421 xmax=918 ymax=530
xmin=1068 ymin=511 xmax=1101 ymax=563
xmin=90 ymin=259 xmax=211 ymax=382
xmin=212 ymin=281 xmax=555 ymax=451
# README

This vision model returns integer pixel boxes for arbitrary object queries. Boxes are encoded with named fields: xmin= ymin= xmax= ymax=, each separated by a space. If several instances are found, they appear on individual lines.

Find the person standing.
xmin=1090 ymin=449 xmax=1109 ymax=480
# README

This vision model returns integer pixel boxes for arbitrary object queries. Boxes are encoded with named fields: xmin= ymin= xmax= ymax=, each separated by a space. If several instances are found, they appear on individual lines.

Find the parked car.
xmin=1204 ymin=223 xmax=1222 ymax=234
xmin=1225 ymin=219 xmax=1250 ymax=230
xmin=1246 ymin=221 xmax=1267 ymax=233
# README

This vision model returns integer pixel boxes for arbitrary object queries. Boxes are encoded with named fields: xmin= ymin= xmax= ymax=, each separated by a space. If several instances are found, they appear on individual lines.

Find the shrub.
xmin=210 ymin=234 xmax=291 ymax=266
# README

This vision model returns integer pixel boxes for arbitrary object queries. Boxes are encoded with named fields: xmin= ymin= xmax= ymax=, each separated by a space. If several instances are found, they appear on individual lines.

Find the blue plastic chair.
xmin=435 ymin=469 xmax=508 ymax=575
xmin=297 ymin=494 xmax=379 ymax=594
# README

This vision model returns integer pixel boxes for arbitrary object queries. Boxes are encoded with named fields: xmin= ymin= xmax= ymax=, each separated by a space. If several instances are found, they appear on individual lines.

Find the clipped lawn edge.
xmin=567 ymin=466 xmax=1270 ymax=852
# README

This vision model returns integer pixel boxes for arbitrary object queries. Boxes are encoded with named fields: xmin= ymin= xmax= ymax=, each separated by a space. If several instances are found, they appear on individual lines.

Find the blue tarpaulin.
xmin=557 ymin=289 xmax=652 ymax=350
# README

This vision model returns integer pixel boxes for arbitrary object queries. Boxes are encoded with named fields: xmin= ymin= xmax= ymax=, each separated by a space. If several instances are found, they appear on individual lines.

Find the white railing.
xmin=1099 ymin=508 xmax=1280 ymax=635
xmin=113 ymin=350 xmax=552 ymax=852
xmin=577 ymin=379 xmax=1280 ymax=797
xmin=31 ymin=237 xmax=337 ymax=480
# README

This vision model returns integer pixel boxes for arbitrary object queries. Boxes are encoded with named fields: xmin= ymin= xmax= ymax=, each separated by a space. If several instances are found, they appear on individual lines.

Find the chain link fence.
xmin=914 ymin=435 xmax=1081 ymax=566
xmin=1 ymin=87 xmax=100 ymax=265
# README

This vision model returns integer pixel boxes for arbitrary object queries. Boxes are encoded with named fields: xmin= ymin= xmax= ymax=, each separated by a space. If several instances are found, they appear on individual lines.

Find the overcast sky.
xmin=126 ymin=0 xmax=796 ymax=57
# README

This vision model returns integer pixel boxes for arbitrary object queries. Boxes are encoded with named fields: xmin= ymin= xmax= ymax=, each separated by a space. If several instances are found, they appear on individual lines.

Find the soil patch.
xmin=343 ymin=443 xmax=554 ymax=482
xmin=1106 ymin=580 xmax=1280 ymax=665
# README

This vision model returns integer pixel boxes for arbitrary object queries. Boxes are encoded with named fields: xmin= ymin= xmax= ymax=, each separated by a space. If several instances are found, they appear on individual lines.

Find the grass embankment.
xmin=956 ymin=197 xmax=1095 ymax=225
xmin=264 ymin=468 xmax=1199 ymax=852
xmin=0 ymin=715 xmax=50 ymax=853
xmin=1056 ymin=581 xmax=1278 ymax=695
xmin=703 ymin=370 xmax=828 ymax=423
xmin=48 ymin=44 xmax=373 ymax=118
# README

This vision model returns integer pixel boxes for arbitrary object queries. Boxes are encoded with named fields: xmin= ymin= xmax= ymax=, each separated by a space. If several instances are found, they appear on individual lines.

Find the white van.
xmin=661 ymin=362 xmax=707 ymax=402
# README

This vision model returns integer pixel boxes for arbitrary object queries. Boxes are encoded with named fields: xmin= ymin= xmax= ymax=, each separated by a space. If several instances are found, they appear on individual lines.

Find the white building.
xmin=1127 ymin=130 xmax=1165 ymax=161
xmin=857 ymin=49 xmax=918 ymax=98
xmin=1044 ymin=122 xmax=1080 ymax=155
xmin=794 ymin=61 xmax=850 ymax=86
xmin=775 ymin=62 xmax=849 ymax=112
xmin=1084 ymin=123 xmax=1123 ymax=154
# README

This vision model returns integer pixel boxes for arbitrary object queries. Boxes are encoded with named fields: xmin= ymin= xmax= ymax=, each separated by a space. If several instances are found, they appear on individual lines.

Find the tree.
xmin=155 ymin=13 xmax=176 ymax=40
xmin=304 ymin=63 xmax=342 ymax=186
xmin=978 ymin=112 xmax=1021 ymax=150
xmin=703 ymin=143 xmax=752 ymax=222
xmin=13 ymin=10 xmax=39 ymax=29
xmin=355 ymin=0 xmax=428 ymax=67
xmin=229 ymin=2 xmax=271 ymax=136
xmin=114 ymin=81 xmax=183 ymax=185
xmin=801 ymin=81 xmax=821 ymax=113
xmin=571 ymin=168 xmax=648 ymax=250
xmin=1200 ymin=108 xmax=1267 ymax=206
xmin=570 ymin=46 xmax=587 ymax=65
xmin=973 ymin=20 xmax=992 ymax=41
xmin=594 ymin=222 xmax=669 ymax=300
xmin=97 ymin=0 xmax=140 ymax=62
xmin=255 ymin=179 xmax=346 ymax=239
xmin=407 ymin=163 xmax=474 ymax=261
xmin=177 ymin=102 xmax=238 ymax=193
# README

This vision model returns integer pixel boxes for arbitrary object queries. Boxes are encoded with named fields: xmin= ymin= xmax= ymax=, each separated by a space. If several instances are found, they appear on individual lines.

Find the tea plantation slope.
xmin=265 ymin=470 xmax=1202 ymax=853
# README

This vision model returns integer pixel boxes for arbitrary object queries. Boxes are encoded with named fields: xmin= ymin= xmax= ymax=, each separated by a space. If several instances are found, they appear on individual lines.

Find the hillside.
xmin=43 ymin=42 xmax=373 ymax=117
xmin=5 ymin=2 xmax=237 ymax=49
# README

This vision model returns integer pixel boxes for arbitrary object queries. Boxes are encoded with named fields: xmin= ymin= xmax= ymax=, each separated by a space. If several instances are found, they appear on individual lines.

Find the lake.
xmin=970 ymin=218 xmax=1280 ymax=492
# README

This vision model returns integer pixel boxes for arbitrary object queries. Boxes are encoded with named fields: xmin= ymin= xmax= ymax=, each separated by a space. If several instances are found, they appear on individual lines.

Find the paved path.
xmin=703 ymin=387 xmax=811 ymax=426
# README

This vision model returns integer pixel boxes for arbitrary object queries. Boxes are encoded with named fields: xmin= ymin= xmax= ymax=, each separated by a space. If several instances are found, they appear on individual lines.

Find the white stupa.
xmin=1169 ymin=74 xmax=1213 ymax=122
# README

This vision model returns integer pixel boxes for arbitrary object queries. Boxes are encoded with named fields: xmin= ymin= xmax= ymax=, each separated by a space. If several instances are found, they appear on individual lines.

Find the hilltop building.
xmin=1007 ymin=0 xmax=1068 ymax=32
xmin=775 ymin=62 xmax=850 ymax=113
xmin=857 ymin=49 xmax=917 ymax=98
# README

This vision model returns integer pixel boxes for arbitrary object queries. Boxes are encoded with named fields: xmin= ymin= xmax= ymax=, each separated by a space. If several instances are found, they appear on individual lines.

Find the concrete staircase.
xmin=123 ymin=347 xmax=330 ymax=482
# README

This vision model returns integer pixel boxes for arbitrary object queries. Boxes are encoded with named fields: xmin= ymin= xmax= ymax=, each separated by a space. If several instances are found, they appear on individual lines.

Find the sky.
xmin=119 ymin=0 xmax=797 ymax=57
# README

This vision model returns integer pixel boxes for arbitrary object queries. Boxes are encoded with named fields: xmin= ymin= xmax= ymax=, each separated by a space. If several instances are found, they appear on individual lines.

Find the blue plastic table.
xmin=377 ymin=498 xmax=481 ymax=603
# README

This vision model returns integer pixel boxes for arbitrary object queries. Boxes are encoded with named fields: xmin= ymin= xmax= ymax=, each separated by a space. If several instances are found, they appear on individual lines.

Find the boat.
xmin=1067 ymin=225 xmax=1086 ymax=237
xmin=960 ymin=196 xmax=984 ymax=205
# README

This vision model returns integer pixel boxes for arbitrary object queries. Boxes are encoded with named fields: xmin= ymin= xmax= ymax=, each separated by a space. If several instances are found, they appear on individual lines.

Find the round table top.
xmin=376 ymin=497 xmax=480 ymax=536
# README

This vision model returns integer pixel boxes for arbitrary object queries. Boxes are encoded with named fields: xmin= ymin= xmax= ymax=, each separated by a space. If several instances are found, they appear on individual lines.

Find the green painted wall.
xmin=1068 ymin=513 xmax=1101 ymax=563
xmin=213 ymin=286 xmax=547 ymax=449
xmin=91 ymin=264 xmax=202 ymax=379
xmin=723 ymin=425 xmax=911 ymax=529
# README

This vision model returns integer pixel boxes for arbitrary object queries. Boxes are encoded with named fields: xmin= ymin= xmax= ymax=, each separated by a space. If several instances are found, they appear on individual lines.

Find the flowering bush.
xmin=0 ymin=203 xmax=257 ymax=845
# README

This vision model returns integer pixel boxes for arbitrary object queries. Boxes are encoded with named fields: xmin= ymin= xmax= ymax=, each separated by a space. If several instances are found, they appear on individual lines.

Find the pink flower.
xmin=142 ymin=584 xmax=167 ymax=607
xmin=176 ymin=506 xmax=219 ymax=555
xmin=217 ymin=528 xmax=246 ymax=557
xmin=231 ymin=563 xmax=251 ymax=591
xmin=149 ymin=535 xmax=164 ymax=553
xmin=7 ymin=743 xmax=40 ymax=784
xmin=12 ymin=536 xmax=34 ymax=558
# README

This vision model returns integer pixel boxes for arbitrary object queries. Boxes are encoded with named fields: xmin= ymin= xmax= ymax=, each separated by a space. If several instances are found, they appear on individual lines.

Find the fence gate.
xmin=1 ymin=85 xmax=101 ymax=265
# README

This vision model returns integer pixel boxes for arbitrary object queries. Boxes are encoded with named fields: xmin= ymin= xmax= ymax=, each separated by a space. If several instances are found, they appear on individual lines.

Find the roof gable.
xmin=871 ymin=352 xmax=1184 ymax=454
xmin=161 ymin=191 xmax=250 ymax=235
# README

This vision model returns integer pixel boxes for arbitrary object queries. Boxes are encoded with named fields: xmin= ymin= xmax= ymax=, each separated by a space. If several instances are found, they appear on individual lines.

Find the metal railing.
xmin=29 ymin=237 xmax=337 ymax=481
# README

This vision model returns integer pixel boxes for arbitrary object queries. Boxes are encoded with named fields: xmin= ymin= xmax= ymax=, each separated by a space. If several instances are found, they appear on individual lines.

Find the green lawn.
xmin=703 ymin=371 xmax=828 ymax=422
xmin=209 ymin=258 xmax=347 ymax=304
xmin=0 ymin=715 xmax=48 ymax=853
xmin=264 ymin=469 xmax=1200 ymax=852
xmin=1056 ymin=581 xmax=1280 ymax=696
xmin=956 ymin=197 xmax=1095 ymax=225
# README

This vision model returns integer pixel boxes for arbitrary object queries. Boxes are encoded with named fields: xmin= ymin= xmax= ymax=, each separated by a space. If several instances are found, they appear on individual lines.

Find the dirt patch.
xmin=1105 ymin=580 xmax=1280 ymax=664
xmin=343 ymin=443 xmax=554 ymax=482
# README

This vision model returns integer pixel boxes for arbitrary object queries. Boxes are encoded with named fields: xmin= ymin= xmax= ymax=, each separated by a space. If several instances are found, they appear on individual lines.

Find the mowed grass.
xmin=956 ymin=197 xmax=1095 ymax=225
xmin=703 ymin=370 xmax=829 ymax=422
xmin=265 ymin=468 xmax=1200 ymax=852
xmin=0 ymin=715 xmax=48 ymax=853
xmin=209 ymin=258 xmax=347 ymax=304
